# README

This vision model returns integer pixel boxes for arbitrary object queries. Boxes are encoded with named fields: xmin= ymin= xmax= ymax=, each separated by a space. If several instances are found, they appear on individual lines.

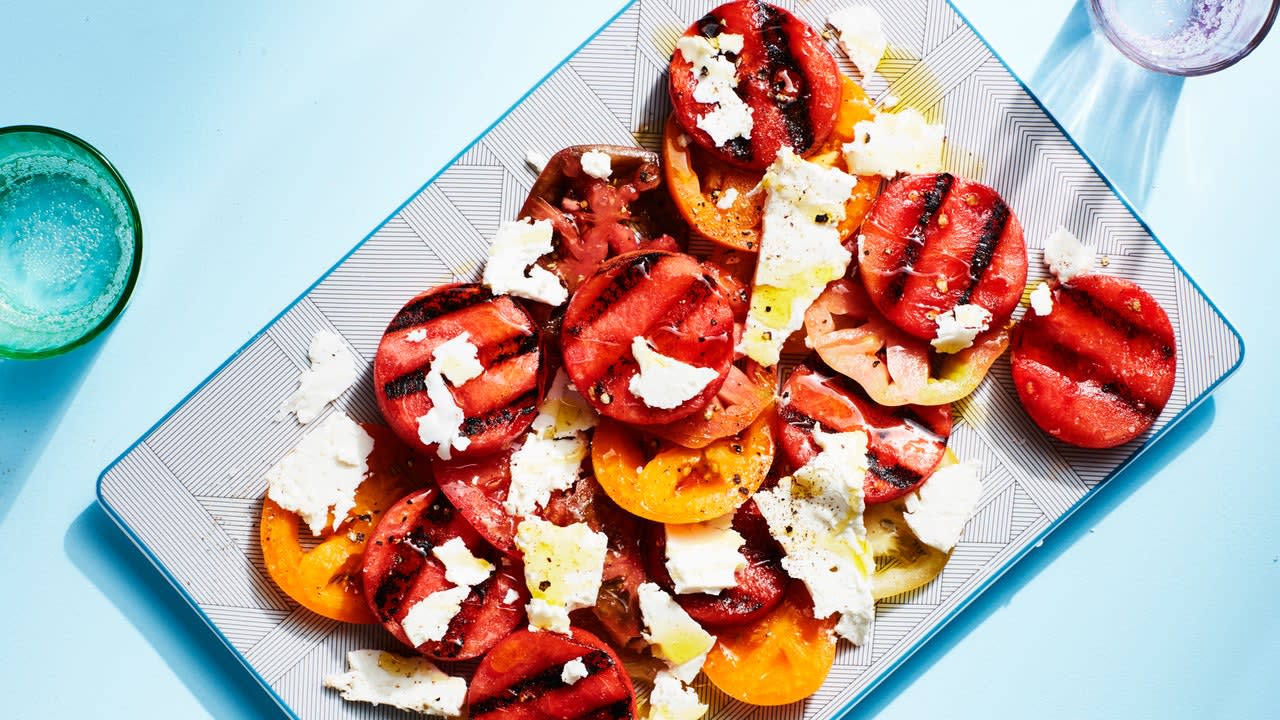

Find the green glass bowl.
xmin=0 ymin=126 xmax=142 ymax=359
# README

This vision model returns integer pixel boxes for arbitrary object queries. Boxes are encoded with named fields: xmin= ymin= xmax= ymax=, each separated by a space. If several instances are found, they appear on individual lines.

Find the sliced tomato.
xmin=866 ymin=453 xmax=958 ymax=600
xmin=777 ymin=361 xmax=952 ymax=503
xmin=858 ymin=173 xmax=1028 ymax=340
xmin=1011 ymin=274 xmax=1176 ymax=448
xmin=592 ymin=410 xmax=774 ymax=524
xmin=360 ymin=487 xmax=525 ymax=661
xmin=648 ymin=360 xmax=776 ymax=449
xmin=522 ymin=145 xmax=684 ymax=293
xmin=560 ymin=250 xmax=735 ymax=425
xmin=663 ymin=75 xmax=879 ymax=252
xmin=669 ymin=0 xmax=841 ymax=170
xmin=374 ymin=283 xmax=542 ymax=459
xmin=702 ymin=584 xmax=838 ymax=706
xmin=644 ymin=500 xmax=787 ymax=628
xmin=805 ymin=277 xmax=1010 ymax=406
xmin=467 ymin=627 xmax=637 ymax=720
xmin=260 ymin=424 xmax=431 ymax=624
xmin=432 ymin=447 xmax=521 ymax=556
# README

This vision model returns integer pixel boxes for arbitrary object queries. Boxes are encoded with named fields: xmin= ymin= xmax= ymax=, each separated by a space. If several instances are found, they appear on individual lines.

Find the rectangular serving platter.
xmin=98 ymin=0 xmax=1243 ymax=718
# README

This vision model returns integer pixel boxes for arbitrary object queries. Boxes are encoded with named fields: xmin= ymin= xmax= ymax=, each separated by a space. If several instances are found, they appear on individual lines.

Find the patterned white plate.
xmin=98 ymin=1 xmax=1243 ymax=718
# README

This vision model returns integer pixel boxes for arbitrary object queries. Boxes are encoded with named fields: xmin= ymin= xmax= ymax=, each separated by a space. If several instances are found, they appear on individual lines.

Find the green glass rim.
xmin=0 ymin=124 xmax=144 ymax=360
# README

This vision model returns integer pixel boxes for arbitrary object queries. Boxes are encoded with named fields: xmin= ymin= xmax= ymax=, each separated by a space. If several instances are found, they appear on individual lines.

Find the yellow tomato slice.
xmin=702 ymin=585 xmax=838 ymax=706
xmin=866 ymin=452 xmax=960 ymax=599
xmin=591 ymin=410 xmax=775 ymax=524
xmin=260 ymin=424 xmax=430 ymax=623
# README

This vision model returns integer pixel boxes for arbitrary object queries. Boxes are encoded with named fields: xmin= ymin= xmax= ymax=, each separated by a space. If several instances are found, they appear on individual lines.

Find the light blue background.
xmin=1 ymin=1 xmax=1275 ymax=718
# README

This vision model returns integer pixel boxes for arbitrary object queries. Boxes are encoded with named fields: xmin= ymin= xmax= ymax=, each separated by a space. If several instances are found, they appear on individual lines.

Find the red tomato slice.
xmin=1011 ymin=274 xmax=1176 ymax=448
xmin=260 ymin=424 xmax=431 ymax=624
xmin=777 ymin=361 xmax=952 ymax=503
xmin=669 ymin=0 xmax=841 ymax=170
xmin=561 ymin=250 xmax=735 ymax=425
xmin=373 ymin=283 xmax=542 ymax=460
xmin=360 ymin=487 xmax=525 ymax=661
xmin=644 ymin=500 xmax=787 ymax=628
xmin=468 ymin=627 xmax=637 ymax=720
xmin=858 ymin=173 xmax=1028 ymax=341
xmin=431 ymin=447 xmax=522 ymax=556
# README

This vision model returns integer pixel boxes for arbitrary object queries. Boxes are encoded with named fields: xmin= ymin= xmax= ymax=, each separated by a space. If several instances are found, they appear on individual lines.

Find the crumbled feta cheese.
xmin=277 ymin=330 xmax=358 ymax=424
xmin=649 ymin=669 xmax=709 ymax=720
xmin=628 ymin=337 xmax=719 ymax=409
xmin=676 ymin=34 xmax=754 ymax=147
xmin=482 ymin=218 xmax=569 ymax=306
xmin=415 ymin=362 xmax=470 ymax=461
xmin=740 ymin=148 xmax=856 ymax=366
xmin=430 ymin=332 xmax=483 ymax=387
xmin=1043 ymin=226 xmax=1096 ymax=282
xmin=401 ymin=586 xmax=472 ymax=646
xmin=431 ymin=537 xmax=495 ymax=587
xmin=881 ymin=94 xmax=900 ymax=109
xmin=931 ymin=303 xmax=993 ymax=354
xmin=664 ymin=513 xmax=747 ymax=595
xmin=504 ymin=370 xmax=596 ymax=517
xmin=637 ymin=582 xmax=716 ymax=683
xmin=1029 ymin=281 xmax=1054 ymax=316
xmin=560 ymin=658 xmax=589 ymax=686
xmin=903 ymin=461 xmax=984 ymax=553
xmin=579 ymin=150 xmax=612 ymax=180
xmin=324 ymin=650 xmax=466 ymax=717
xmin=753 ymin=430 xmax=876 ymax=644
xmin=843 ymin=108 xmax=945 ymax=178
xmin=405 ymin=328 xmax=428 ymax=343
xmin=515 ymin=518 xmax=609 ymax=634
xmin=264 ymin=412 xmax=374 ymax=536
xmin=828 ymin=6 xmax=887 ymax=78
xmin=526 ymin=149 xmax=549 ymax=174
xmin=503 ymin=588 xmax=519 ymax=605
xmin=715 ymin=187 xmax=739 ymax=210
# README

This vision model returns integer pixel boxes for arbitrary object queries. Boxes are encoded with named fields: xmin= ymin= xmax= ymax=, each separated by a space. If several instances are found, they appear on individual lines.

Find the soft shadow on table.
xmin=856 ymin=397 xmax=1216 ymax=717
xmin=0 ymin=338 xmax=106 ymax=525
xmin=65 ymin=504 xmax=285 ymax=719
xmin=1032 ymin=0 xmax=1183 ymax=209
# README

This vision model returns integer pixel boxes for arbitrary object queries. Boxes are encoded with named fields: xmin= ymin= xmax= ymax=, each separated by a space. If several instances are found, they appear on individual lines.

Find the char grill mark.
xmin=696 ymin=11 xmax=724 ymax=38
xmin=383 ymin=370 xmax=427 ymax=399
xmin=1058 ymin=285 xmax=1172 ymax=351
xmin=432 ymin=576 xmax=493 ymax=659
xmin=459 ymin=391 xmax=539 ymax=438
xmin=381 ymin=333 xmax=538 ymax=400
xmin=757 ymin=1 xmax=816 ymax=153
xmin=1033 ymin=337 xmax=1161 ymax=420
xmin=887 ymin=174 xmax=954 ymax=303
xmin=956 ymin=200 xmax=1010 ymax=305
xmin=470 ymin=650 xmax=616 ymax=716
xmin=579 ymin=699 xmax=635 ymax=720
xmin=387 ymin=285 xmax=492 ymax=332
xmin=485 ymin=332 xmax=539 ymax=367
xmin=565 ymin=252 xmax=663 ymax=333
xmin=866 ymin=453 xmax=924 ymax=490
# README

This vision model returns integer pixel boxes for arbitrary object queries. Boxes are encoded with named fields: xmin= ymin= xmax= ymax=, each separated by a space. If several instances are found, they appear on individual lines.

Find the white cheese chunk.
xmin=1029 ymin=281 xmax=1054 ymax=316
xmin=401 ymin=586 xmax=472 ymax=646
xmin=515 ymin=518 xmax=609 ymax=634
xmin=715 ymin=187 xmax=739 ymax=210
xmin=903 ymin=461 xmax=984 ymax=553
xmin=405 ymin=328 xmax=428 ymax=343
xmin=416 ymin=363 xmax=470 ymax=461
xmin=740 ymin=148 xmax=856 ymax=366
xmin=482 ymin=218 xmax=569 ymax=306
xmin=277 ymin=330 xmax=358 ymax=424
xmin=430 ymin=332 xmax=483 ymax=387
xmin=753 ymin=430 xmax=876 ymax=644
xmin=431 ymin=537 xmax=495 ymax=587
xmin=1043 ymin=226 xmax=1096 ymax=282
xmin=931 ymin=303 xmax=993 ymax=354
xmin=324 ymin=649 xmax=466 ymax=717
xmin=503 ymin=588 xmax=519 ymax=605
xmin=579 ymin=150 xmax=613 ymax=180
xmin=842 ymin=108 xmax=945 ymax=178
xmin=676 ymin=34 xmax=754 ymax=147
xmin=828 ymin=5 xmax=888 ymax=78
xmin=504 ymin=370 xmax=596 ymax=517
xmin=664 ymin=513 xmax=747 ymax=595
xmin=637 ymin=582 xmax=716 ymax=683
xmin=649 ymin=669 xmax=709 ymax=720
xmin=628 ymin=336 xmax=719 ymax=409
xmin=264 ymin=412 xmax=374 ymax=536
xmin=525 ymin=149 xmax=549 ymax=174
xmin=560 ymin=658 xmax=589 ymax=686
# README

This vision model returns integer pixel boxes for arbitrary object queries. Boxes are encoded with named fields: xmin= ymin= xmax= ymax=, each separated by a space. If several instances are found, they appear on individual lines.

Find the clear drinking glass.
xmin=1089 ymin=0 xmax=1279 ymax=75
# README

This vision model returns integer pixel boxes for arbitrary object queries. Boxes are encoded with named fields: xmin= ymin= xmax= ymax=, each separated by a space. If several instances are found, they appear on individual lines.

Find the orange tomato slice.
xmin=663 ymin=75 xmax=881 ymax=252
xmin=648 ymin=361 xmax=777 ymax=449
xmin=591 ymin=410 xmax=775 ymax=524
xmin=260 ymin=424 xmax=431 ymax=623
xmin=702 ymin=584 xmax=838 ymax=706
